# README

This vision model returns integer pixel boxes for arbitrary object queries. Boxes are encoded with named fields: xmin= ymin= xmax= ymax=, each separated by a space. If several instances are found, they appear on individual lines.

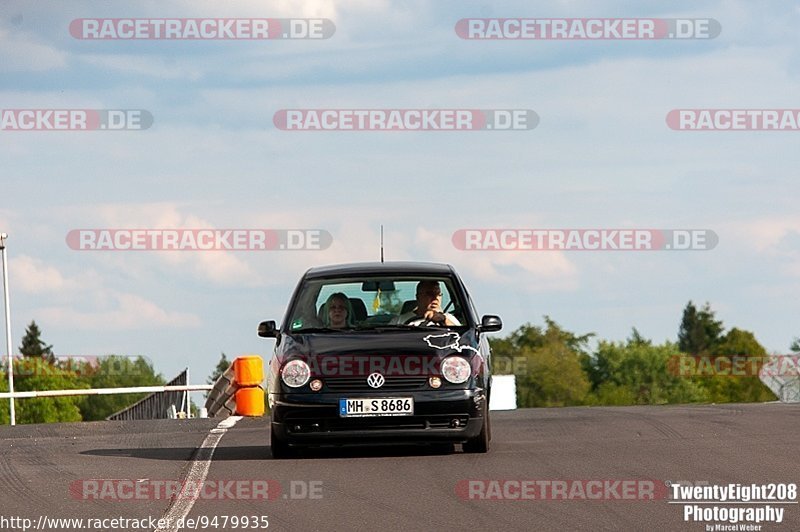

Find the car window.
xmin=288 ymin=276 xmax=461 ymax=330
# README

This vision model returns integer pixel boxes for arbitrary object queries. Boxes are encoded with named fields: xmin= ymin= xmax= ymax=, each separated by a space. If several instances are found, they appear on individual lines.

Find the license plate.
xmin=339 ymin=397 xmax=414 ymax=417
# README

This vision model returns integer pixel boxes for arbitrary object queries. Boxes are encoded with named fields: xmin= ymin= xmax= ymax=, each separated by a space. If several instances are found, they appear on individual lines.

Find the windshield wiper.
xmin=366 ymin=324 xmax=444 ymax=331
xmin=292 ymin=327 xmax=346 ymax=333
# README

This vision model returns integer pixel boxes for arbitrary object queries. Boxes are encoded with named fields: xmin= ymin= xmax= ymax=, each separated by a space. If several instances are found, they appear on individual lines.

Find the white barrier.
xmin=0 ymin=384 xmax=212 ymax=399
xmin=489 ymin=374 xmax=517 ymax=410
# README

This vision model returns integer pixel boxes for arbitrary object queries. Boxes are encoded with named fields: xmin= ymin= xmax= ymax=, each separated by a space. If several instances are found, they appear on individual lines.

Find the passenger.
xmin=323 ymin=292 xmax=354 ymax=329
xmin=391 ymin=281 xmax=460 ymax=326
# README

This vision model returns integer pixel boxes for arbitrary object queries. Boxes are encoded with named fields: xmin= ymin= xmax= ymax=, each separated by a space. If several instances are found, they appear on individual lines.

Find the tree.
xmin=584 ymin=340 xmax=708 ymax=405
xmin=19 ymin=321 xmax=55 ymax=364
xmin=628 ymin=328 xmax=651 ymax=346
xmin=678 ymin=302 xmax=723 ymax=355
xmin=490 ymin=319 xmax=593 ymax=407
xmin=208 ymin=352 xmax=230 ymax=385
xmin=206 ymin=352 xmax=230 ymax=399
xmin=0 ymin=326 xmax=84 ymax=424
xmin=0 ymin=367 xmax=9 ymax=424
xmin=698 ymin=328 xmax=776 ymax=403
xmin=491 ymin=317 xmax=594 ymax=361
xmin=0 ymin=357 xmax=85 ymax=424
xmin=515 ymin=343 xmax=591 ymax=407
xmin=78 ymin=356 xmax=165 ymax=421
xmin=790 ymin=338 xmax=800 ymax=353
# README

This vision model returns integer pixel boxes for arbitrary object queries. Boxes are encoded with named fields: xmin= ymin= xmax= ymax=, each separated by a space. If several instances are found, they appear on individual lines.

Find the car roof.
xmin=303 ymin=261 xmax=456 ymax=279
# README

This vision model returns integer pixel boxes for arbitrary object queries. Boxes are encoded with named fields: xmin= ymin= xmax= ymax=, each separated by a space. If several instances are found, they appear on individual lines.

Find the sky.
xmin=1 ymin=1 xmax=799 ymax=395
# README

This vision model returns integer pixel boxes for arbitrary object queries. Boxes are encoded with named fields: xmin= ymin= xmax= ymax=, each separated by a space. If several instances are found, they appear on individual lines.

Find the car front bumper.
xmin=270 ymin=388 xmax=487 ymax=445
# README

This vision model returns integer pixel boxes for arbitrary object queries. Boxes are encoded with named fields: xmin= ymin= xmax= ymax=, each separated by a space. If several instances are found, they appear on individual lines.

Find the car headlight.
xmin=281 ymin=359 xmax=310 ymax=388
xmin=441 ymin=356 xmax=471 ymax=384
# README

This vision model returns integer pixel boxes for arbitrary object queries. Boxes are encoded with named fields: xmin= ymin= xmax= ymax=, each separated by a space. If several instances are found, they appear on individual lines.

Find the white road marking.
xmin=154 ymin=416 xmax=242 ymax=532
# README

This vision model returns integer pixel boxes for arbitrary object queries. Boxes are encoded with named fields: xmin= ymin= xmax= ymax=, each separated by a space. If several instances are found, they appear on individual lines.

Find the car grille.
xmin=324 ymin=376 xmax=428 ymax=392
xmin=285 ymin=415 xmax=471 ymax=434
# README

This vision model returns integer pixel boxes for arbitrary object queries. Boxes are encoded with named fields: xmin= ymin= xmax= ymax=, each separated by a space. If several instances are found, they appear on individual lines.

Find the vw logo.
xmin=367 ymin=372 xmax=385 ymax=389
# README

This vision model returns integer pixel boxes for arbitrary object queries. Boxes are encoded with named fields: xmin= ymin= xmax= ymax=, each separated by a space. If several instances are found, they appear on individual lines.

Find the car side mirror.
xmin=258 ymin=320 xmax=279 ymax=338
xmin=477 ymin=315 xmax=502 ymax=333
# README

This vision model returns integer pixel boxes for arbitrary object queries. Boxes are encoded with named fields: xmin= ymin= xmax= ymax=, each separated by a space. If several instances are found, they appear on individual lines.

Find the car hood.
xmin=279 ymin=329 xmax=478 ymax=360
xmin=272 ymin=329 xmax=485 ymax=381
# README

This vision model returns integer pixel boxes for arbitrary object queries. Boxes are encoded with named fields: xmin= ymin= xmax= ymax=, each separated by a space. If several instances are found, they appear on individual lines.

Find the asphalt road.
xmin=0 ymin=403 xmax=798 ymax=531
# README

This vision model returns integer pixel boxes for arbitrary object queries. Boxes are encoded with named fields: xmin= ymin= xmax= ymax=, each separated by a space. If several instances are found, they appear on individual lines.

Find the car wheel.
xmin=487 ymin=406 xmax=492 ymax=442
xmin=485 ymin=391 xmax=492 ymax=441
xmin=270 ymin=425 xmax=293 ymax=459
xmin=463 ymin=403 xmax=490 ymax=453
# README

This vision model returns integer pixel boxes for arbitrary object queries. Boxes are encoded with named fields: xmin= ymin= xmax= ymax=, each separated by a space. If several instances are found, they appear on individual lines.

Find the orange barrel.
xmin=234 ymin=355 xmax=264 ymax=387
xmin=235 ymin=386 xmax=265 ymax=416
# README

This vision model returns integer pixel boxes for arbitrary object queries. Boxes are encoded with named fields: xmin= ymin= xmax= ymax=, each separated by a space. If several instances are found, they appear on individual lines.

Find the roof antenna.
xmin=380 ymin=225 xmax=384 ymax=263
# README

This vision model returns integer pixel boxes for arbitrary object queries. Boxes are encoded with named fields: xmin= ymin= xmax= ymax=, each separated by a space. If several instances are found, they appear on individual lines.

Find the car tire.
xmin=486 ymin=390 xmax=492 ymax=441
xmin=463 ymin=403 xmax=490 ymax=453
xmin=270 ymin=425 xmax=293 ymax=459
xmin=487 ymin=407 xmax=492 ymax=442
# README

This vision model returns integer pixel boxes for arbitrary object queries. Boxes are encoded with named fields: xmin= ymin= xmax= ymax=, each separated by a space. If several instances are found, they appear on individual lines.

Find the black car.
xmin=258 ymin=261 xmax=502 ymax=458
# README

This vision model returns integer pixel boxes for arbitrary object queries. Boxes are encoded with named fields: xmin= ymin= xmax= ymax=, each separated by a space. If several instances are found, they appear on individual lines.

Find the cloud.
xmin=724 ymin=216 xmax=800 ymax=277
xmin=727 ymin=216 xmax=800 ymax=253
xmin=11 ymin=255 xmax=77 ymax=294
xmin=0 ymin=210 xmax=11 ymax=234
xmin=78 ymin=54 xmax=204 ymax=81
xmin=67 ymin=202 xmax=263 ymax=286
xmin=0 ymin=28 xmax=67 ymax=72
xmin=161 ymin=0 xmax=341 ymax=18
xmin=37 ymin=291 xmax=201 ymax=330
xmin=54 ymin=202 xmax=582 ymax=294
xmin=413 ymin=227 xmax=579 ymax=292
xmin=6 ymin=250 xmax=201 ymax=330
xmin=57 ymin=201 xmax=583 ymax=294
xmin=2 ymin=0 xmax=799 ymax=357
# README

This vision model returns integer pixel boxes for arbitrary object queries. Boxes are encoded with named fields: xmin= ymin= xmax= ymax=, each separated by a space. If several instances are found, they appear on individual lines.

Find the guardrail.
xmin=1 ymin=356 xmax=267 ymax=425
xmin=0 ymin=366 xmax=213 ymax=425
xmin=204 ymin=355 xmax=265 ymax=417
xmin=0 ymin=384 xmax=213 ymax=399
xmin=107 ymin=368 xmax=193 ymax=421
xmin=758 ymin=354 xmax=800 ymax=403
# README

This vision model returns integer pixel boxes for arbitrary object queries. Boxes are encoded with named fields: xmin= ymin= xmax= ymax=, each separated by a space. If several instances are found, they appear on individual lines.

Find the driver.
xmin=391 ymin=280 xmax=460 ymax=326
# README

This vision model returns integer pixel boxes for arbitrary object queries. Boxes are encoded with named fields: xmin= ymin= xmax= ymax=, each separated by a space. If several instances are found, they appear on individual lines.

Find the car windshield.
xmin=286 ymin=276 xmax=466 ymax=331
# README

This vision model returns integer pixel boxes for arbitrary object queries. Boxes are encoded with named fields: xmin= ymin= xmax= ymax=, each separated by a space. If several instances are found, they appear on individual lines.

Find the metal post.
xmin=183 ymin=367 xmax=190 ymax=418
xmin=1 ymin=233 xmax=15 ymax=426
